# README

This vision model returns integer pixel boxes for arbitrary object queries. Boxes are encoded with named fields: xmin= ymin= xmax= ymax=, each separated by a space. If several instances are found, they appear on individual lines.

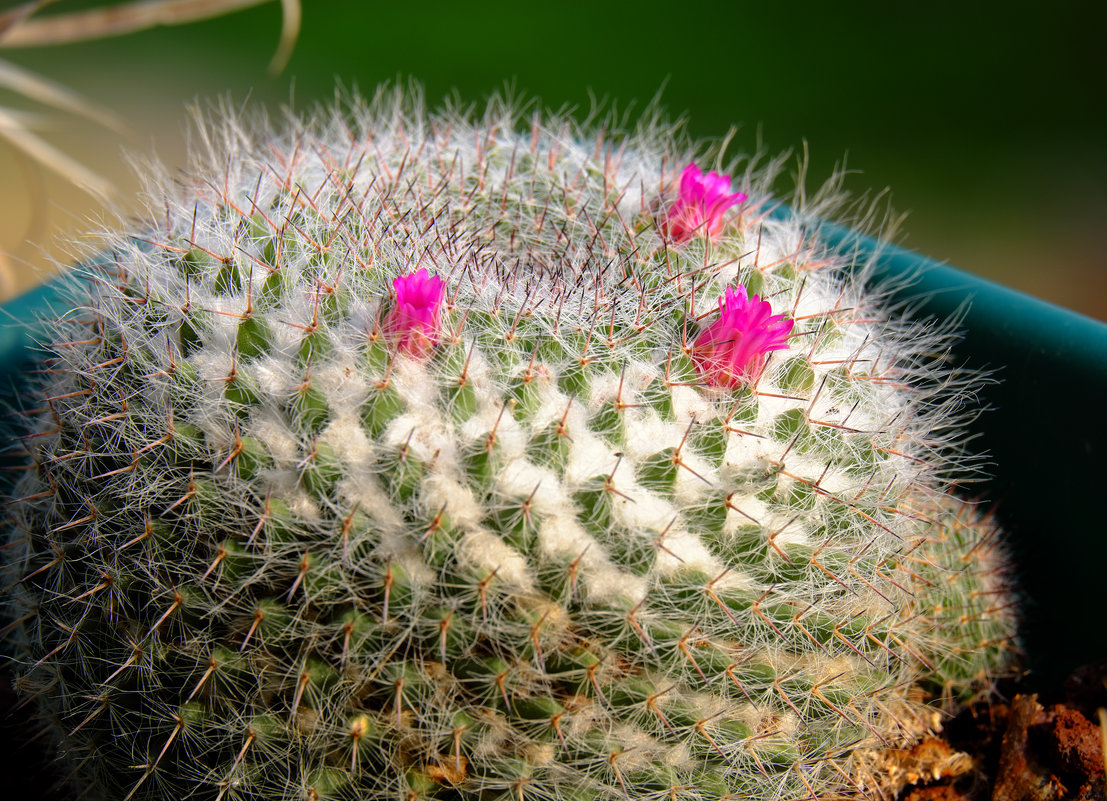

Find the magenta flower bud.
xmin=385 ymin=268 xmax=446 ymax=357
xmin=666 ymin=163 xmax=748 ymax=243
xmin=692 ymin=284 xmax=794 ymax=386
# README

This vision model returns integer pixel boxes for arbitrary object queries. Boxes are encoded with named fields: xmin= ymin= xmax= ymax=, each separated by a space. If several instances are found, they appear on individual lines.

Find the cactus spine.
xmin=2 ymin=89 xmax=1017 ymax=801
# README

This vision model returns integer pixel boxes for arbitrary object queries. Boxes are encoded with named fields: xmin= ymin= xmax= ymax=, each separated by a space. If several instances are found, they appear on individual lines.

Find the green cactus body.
xmin=3 ymin=90 xmax=1016 ymax=801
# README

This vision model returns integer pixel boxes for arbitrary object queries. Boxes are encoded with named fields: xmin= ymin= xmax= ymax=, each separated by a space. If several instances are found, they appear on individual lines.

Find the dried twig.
xmin=0 ymin=59 xmax=124 ymax=133
xmin=0 ymin=0 xmax=302 ymax=75
xmin=0 ymin=106 xmax=113 ymax=199
xmin=0 ymin=0 xmax=300 ymax=295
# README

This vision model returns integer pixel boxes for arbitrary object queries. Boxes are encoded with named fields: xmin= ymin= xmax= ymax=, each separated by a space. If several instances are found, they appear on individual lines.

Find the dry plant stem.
xmin=0 ymin=0 xmax=297 ymax=191
xmin=0 ymin=0 xmax=302 ymax=73
xmin=0 ymin=1 xmax=51 ymax=40
xmin=0 ymin=0 xmax=299 ymax=302
xmin=0 ymin=59 xmax=125 ymax=132
xmin=0 ymin=106 xmax=113 ymax=199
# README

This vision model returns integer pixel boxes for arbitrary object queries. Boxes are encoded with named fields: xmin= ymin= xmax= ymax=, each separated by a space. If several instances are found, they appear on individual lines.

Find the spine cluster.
xmin=2 ymin=89 xmax=1016 ymax=801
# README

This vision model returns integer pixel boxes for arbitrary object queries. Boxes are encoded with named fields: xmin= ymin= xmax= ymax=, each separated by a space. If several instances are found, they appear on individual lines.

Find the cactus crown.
xmin=2 ymin=88 xmax=1016 ymax=801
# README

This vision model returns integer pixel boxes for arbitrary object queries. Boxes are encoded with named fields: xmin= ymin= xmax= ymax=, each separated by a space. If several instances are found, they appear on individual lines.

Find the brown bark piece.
xmin=1043 ymin=705 xmax=1104 ymax=779
xmin=992 ymin=694 xmax=1066 ymax=801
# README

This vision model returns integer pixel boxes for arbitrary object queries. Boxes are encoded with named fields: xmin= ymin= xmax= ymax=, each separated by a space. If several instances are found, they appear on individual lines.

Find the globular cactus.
xmin=2 ymin=89 xmax=1017 ymax=801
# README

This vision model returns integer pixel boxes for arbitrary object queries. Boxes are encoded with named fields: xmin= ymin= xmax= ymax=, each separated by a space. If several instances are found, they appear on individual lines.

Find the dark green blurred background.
xmin=1 ymin=0 xmax=1104 ymax=319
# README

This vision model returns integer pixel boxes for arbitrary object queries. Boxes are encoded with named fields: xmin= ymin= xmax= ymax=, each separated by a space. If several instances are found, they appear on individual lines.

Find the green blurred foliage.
xmin=5 ymin=0 xmax=1105 ymax=317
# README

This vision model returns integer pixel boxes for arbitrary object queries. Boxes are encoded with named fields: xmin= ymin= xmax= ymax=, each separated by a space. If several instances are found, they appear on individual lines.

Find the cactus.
xmin=2 ymin=89 xmax=1017 ymax=801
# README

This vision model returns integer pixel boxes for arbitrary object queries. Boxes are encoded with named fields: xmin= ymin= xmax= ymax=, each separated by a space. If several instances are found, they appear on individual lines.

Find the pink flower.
xmin=666 ymin=163 xmax=748 ymax=243
xmin=384 ymin=269 xmax=446 ymax=357
xmin=692 ymin=285 xmax=794 ymax=387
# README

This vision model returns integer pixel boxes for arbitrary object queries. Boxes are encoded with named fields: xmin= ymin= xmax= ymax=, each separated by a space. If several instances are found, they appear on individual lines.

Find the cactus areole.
xmin=2 ymin=90 xmax=1017 ymax=801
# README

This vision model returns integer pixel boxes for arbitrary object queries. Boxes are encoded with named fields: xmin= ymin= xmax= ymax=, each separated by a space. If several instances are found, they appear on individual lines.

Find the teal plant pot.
xmin=821 ymin=224 xmax=1107 ymax=686
xmin=2 ymin=238 xmax=1104 ymax=686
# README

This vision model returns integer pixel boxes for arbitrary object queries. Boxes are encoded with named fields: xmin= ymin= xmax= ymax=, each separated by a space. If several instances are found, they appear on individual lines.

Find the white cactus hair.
xmin=2 ymin=82 xmax=1017 ymax=801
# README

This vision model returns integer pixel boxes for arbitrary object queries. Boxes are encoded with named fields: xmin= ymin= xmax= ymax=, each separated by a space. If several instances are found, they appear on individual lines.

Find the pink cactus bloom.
xmin=692 ymin=284 xmax=794 ymax=387
xmin=666 ymin=163 xmax=748 ymax=242
xmin=385 ymin=269 xmax=446 ymax=357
